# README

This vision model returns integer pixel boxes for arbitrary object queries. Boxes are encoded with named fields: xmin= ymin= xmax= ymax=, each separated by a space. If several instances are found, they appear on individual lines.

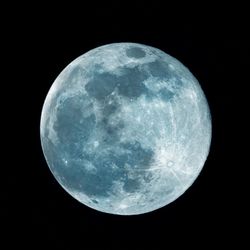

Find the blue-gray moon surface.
xmin=40 ymin=43 xmax=211 ymax=215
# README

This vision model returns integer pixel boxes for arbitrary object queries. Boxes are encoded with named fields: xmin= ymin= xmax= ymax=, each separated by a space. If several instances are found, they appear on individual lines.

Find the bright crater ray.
xmin=40 ymin=43 xmax=212 ymax=215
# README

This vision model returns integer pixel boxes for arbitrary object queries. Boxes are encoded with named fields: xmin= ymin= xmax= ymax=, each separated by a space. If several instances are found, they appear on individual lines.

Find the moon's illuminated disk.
xmin=40 ymin=43 xmax=211 ymax=215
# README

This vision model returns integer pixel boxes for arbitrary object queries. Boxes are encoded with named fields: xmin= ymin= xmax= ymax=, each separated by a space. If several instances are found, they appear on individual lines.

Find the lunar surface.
xmin=40 ymin=43 xmax=211 ymax=215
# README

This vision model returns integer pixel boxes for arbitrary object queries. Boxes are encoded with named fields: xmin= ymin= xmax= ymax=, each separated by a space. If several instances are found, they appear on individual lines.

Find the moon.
xmin=40 ymin=43 xmax=211 ymax=215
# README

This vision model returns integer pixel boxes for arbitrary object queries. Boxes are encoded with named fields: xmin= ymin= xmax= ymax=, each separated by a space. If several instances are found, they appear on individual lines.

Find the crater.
xmin=92 ymin=199 xmax=99 ymax=204
xmin=167 ymin=161 xmax=174 ymax=167
xmin=126 ymin=47 xmax=146 ymax=59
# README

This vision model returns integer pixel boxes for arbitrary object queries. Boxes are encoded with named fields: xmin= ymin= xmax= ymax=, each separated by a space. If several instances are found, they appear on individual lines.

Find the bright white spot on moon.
xmin=119 ymin=203 xmax=129 ymax=209
xmin=40 ymin=42 xmax=212 ymax=215
xmin=168 ymin=161 xmax=174 ymax=167
xmin=169 ymin=64 xmax=175 ymax=70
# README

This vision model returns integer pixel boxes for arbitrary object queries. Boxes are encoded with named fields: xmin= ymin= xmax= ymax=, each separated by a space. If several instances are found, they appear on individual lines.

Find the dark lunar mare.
xmin=126 ymin=47 xmax=146 ymax=58
xmin=83 ymin=140 xmax=154 ymax=196
xmin=143 ymin=59 xmax=183 ymax=102
xmin=84 ymin=60 xmax=182 ymax=104
xmin=42 ymin=137 xmax=155 ymax=198
xmin=85 ymin=65 xmax=149 ymax=101
xmin=44 ymin=54 xmax=184 ymax=199
xmin=85 ymin=72 xmax=118 ymax=101
xmin=146 ymin=60 xmax=171 ymax=78
xmin=44 ymin=64 xmax=158 ymax=198
xmin=116 ymin=67 xmax=149 ymax=98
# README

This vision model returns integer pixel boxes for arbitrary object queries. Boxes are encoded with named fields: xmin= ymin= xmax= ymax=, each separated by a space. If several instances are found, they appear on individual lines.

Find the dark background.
xmin=4 ymin=2 xmax=248 ymax=248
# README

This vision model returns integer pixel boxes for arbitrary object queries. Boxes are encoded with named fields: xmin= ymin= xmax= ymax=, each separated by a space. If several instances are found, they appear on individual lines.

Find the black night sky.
xmin=4 ymin=2 xmax=248 ymax=248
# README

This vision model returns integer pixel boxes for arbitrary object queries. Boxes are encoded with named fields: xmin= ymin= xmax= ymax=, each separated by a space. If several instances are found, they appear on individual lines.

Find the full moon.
xmin=40 ymin=43 xmax=211 ymax=215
